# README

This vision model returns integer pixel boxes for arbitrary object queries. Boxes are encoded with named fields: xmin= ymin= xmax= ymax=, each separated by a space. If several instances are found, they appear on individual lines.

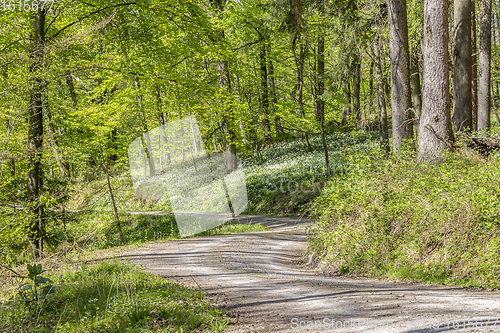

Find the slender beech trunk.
xmin=317 ymin=0 xmax=329 ymax=175
xmin=369 ymin=60 xmax=375 ymax=116
xmin=28 ymin=8 xmax=46 ymax=256
xmin=471 ymin=3 xmax=478 ymax=131
xmin=341 ymin=71 xmax=351 ymax=125
xmin=294 ymin=40 xmax=312 ymax=152
xmin=376 ymin=38 xmax=390 ymax=154
xmin=352 ymin=52 xmax=362 ymax=128
xmin=388 ymin=0 xmax=413 ymax=151
xmin=267 ymin=44 xmax=283 ymax=136
xmin=478 ymin=0 xmax=492 ymax=131
xmin=410 ymin=53 xmax=422 ymax=135
xmin=418 ymin=0 xmax=454 ymax=162
xmin=65 ymin=71 xmax=77 ymax=108
xmin=134 ymin=77 xmax=155 ymax=176
xmin=260 ymin=44 xmax=271 ymax=142
xmin=45 ymin=100 xmax=70 ymax=179
xmin=100 ymin=147 xmax=124 ymax=246
xmin=452 ymin=0 xmax=473 ymax=132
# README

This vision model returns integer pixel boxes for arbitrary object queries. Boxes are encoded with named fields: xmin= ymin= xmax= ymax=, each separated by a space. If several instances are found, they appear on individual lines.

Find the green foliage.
xmin=1 ymin=261 xmax=228 ymax=332
xmin=309 ymin=144 xmax=500 ymax=289
xmin=18 ymin=264 xmax=56 ymax=304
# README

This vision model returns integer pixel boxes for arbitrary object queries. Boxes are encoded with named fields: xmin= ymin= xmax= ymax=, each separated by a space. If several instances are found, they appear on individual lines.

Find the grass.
xmin=308 ymin=140 xmax=500 ymax=289
xmin=0 ymin=260 xmax=230 ymax=332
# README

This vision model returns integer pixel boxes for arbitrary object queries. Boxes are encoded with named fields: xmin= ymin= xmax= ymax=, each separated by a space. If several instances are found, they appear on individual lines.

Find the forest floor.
xmin=104 ymin=215 xmax=500 ymax=333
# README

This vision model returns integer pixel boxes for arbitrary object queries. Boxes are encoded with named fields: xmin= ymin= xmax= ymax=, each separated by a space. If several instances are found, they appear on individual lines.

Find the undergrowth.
xmin=308 ymin=143 xmax=500 ymax=289
xmin=0 ymin=260 xmax=229 ymax=332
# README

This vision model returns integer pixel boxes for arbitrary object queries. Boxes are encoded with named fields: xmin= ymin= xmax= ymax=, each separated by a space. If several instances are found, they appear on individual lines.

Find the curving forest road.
xmin=118 ymin=215 xmax=500 ymax=332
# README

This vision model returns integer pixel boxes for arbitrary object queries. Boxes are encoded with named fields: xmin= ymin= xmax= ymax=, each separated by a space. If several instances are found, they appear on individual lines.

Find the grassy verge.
xmin=0 ymin=260 xmax=229 ymax=332
xmin=44 ymin=211 xmax=269 ymax=256
xmin=308 ymin=143 xmax=500 ymax=289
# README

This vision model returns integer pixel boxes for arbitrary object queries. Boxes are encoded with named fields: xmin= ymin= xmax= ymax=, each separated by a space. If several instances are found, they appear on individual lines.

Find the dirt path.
xmin=118 ymin=215 xmax=500 ymax=332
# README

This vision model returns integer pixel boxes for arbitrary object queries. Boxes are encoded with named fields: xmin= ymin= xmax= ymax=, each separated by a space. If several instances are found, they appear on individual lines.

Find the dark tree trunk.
xmin=266 ymin=44 xmax=283 ymax=136
xmin=28 ymin=8 xmax=46 ymax=257
xmin=260 ymin=45 xmax=271 ymax=142
xmin=452 ymin=0 xmax=473 ymax=132
xmin=352 ymin=52 xmax=362 ymax=128
xmin=369 ymin=60 xmax=375 ymax=116
xmin=294 ymin=40 xmax=312 ymax=152
xmin=65 ymin=71 xmax=77 ymax=108
xmin=472 ymin=2 xmax=478 ymax=131
xmin=341 ymin=71 xmax=351 ymax=125
xmin=100 ymin=147 xmax=125 ymax=246
xmin=388 ymin=0 xmax=413 ymax=151
xmin=418 ymin=0 xmax=455 ymax=162
xmin=410 ymin=53 xmax=422 ymax=135
xmin=376 ymin=38 xmax=390 ymax=154
xmin=478 ymin=0 xmax=492 ymax=131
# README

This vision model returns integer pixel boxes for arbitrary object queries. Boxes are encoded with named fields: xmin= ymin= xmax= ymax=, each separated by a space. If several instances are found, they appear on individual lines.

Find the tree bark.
xmin=266 ymin=44 xmax=283 ymax=136
xmin=471 ymin=2 xmax=478 ymax=131
xmin=376 ymin=38 xmax=390 ymax=154
xmin=410 ymin=53 xmax=422 ymax=135
xmin=369 ymin=60 xmax=375 ymax=116
xmin=260 ymin=44 xmax=271 ymax=142
xmin=294 ymin=40 xmax=312 ymax=152
xmin=44 ymin=100 xmax=70 ymax=179
xmin=28 ymin=8 xmax=46 ymax=257
xmin=352 ymin=52 xmax=362 ymax=128
xmin=418 ymin=0 xmax=455 ymax=162
xmin=478 ymin=0 xmax=492 ymax=131
xmin=65 ymin=71 xmax=77 ymax=108
xmin=388 ymin=0 xmax=413 ymax=151
xmin=341 ymin=71 xmax=351 ymax=125
xmin=452 ymin=0 xmax=473 ymax=132
xmin=100 ymin=147 xmax=125 ymax=246
xmin=134 ymin=77 xmax=155 ymax=176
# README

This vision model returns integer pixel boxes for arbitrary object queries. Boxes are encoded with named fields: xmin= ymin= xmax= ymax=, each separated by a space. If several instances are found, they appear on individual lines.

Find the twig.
xmin=190 ymin=275 xmax=202 ymax=290
xmin=0 ymin=262 xmax=27 ymax=278
xmin=424 ymin=125 xmax=456 ymax=150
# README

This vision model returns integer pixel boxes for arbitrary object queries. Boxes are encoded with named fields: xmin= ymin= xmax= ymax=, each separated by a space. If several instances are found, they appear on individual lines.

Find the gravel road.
xmin=117 ymin=215 xmax=500 ymax=333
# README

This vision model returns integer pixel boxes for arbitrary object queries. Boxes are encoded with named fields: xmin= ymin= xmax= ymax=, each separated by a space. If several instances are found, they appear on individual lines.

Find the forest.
xmin=1 ymin=0 xmax=500 ymax=331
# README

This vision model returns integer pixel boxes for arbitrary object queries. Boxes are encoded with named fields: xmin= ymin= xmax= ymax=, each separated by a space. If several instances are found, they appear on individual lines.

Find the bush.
xmin=308 ymin=145 xmax=500 ymax=288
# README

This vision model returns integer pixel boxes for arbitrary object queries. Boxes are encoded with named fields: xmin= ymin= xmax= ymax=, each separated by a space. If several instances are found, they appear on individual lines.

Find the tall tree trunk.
xmin=134 ymin=77 xmax=155 ymax=176
xmin=341 ymin=71 xmax=351 ymax=125
xmin=418 ymin=0 xmax=455 ymax=162
xmin=452 ymin=0 xmax=473 ymax=132
xmin=100 ymin=147 xmax=125 ymax=246
xmin=65 ymin=71 xmax=77 ymax=108
xmin=376 ymin=38 xmax=390 ymax=154
xmin=294 ymin=40 xmax=312 ymax=152
xmin=478 ymin=0 xmax=492 ymax=131
xmin=266 ymin=41 xmax=283 ymax=137
xmin=260 ymin=44 xmax=271 ymax=143
xmin=211 ymin=0 xmax=237 ymax=172
xmin=267 ymin=44 xmax=283 ymax=137
xmin=28 ymin=8 xmax=46 ymax=257
xmin=369 ymin=60 xmax=375 ymax=116
xmin=44 ymin=100 xmax=70 ymax=179
xmin=410 ymin=53 xmax=422 ymax=135
xmin=388 ymin=0 xmax=413 ymax=151
xmin=317 ymin=2 xmax=329 ymax=175
xmin=352 ymin=52 xmax=362 ymax=128
xmin=471 ymin=3 xmax=478 ymax=131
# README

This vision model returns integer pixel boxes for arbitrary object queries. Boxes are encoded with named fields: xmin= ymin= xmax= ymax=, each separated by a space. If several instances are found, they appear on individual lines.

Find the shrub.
xmin=308 ymin=145 xmax=500 ymax=288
